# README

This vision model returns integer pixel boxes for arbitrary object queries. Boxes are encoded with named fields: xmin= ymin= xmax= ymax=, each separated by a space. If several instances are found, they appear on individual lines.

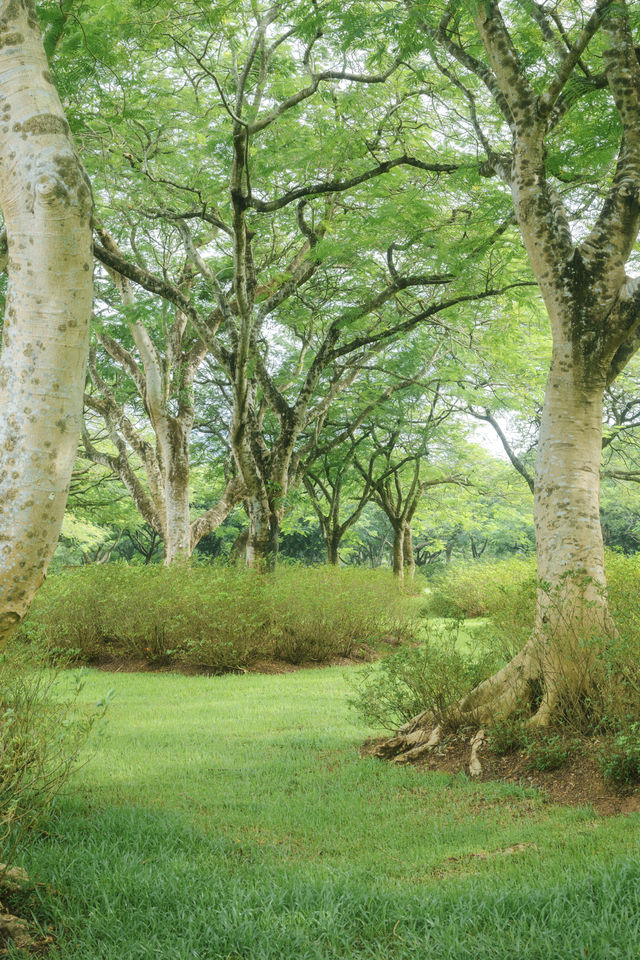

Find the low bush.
xmin=599 ymin=722 xmax=640 ymax=786
xmin=487 ymin=718 xmax=576 ymax=771
xmin=427 ymin=557 xmax=536 ymax=622
xmin=428 ymin=554 xmax=640 ymax=730
xmin=485 ymin=712 xmax=529 ymax=756
xmin=349 ymin=623 xmax=504 ymax=731
xmin=523 ymin=732 xmax=577 ymax=771
xmin=16 ymin=565 xmax=418 ymax=671
xmin=0 ymin=652 xmax=102 ymax=867
xmin=428 ymin=552 xmax=640 ymax=639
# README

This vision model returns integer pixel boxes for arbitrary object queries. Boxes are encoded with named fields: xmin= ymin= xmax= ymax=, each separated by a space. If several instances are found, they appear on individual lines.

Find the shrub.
xmin=487 ymin=717 xmax=576 ymax=770
xmin=427 ymin=553 xmax=640 ymax=733
xmin=524 ymin=732 xmax=576 ymax=771
xmin=486 ymin=713 xmax=529 ymax=755
xmin=427 ymin=557 xmax=536 ymax=622
xmin=599 ymin=722 xmax=640 ymax=786
xmin=0 ymin=652 xmax=102 ymax=866
xmin=16 ymin=565 xmax=418 ymax=671
xmin=349 ymin=622 xmax=504 ymax=731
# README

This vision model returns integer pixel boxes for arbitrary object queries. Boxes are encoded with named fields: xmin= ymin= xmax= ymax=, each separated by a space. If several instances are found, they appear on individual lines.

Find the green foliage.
xmin=487 ymin=718 xmax=576 ymax=771
xmin=0 ymin=652 xmax=102 ymax=866
xmin=428 ymin=557 xmax=536 ymax=623
xmin=486 ymin=712 xmax=529 ymax=755
xmin=524 ymin=733 xmax=577 ymax=772
xmin=429 ymin=554 xmax=640 ymax=734
xmin=349 ymin=623 xmax=503 ymax=731
xmin=430 ymin=552 xmax=640 ymax=657
xmin=17 ymin=566 xmax=417 ymax=671
xmin=600 ymin=723 xmax=640 ymax=786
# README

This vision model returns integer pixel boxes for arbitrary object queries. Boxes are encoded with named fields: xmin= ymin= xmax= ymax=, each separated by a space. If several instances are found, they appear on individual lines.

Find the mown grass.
xmin=13 ymin=666 xmax=640 ymax=959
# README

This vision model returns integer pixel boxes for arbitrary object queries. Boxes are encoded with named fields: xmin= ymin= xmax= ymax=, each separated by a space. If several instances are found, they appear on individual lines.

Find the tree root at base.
xmin=369 ymin=638 xmax=572 ymax=775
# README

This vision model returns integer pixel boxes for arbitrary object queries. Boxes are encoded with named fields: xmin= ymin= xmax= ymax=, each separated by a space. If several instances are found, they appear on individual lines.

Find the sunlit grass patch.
xmin=13 ymin=666 xmax=640 ymax=959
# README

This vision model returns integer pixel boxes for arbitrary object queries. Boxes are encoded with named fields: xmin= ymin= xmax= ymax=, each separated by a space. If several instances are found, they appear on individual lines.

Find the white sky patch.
xmin=470 ymin=418 xmax=510 ymax=460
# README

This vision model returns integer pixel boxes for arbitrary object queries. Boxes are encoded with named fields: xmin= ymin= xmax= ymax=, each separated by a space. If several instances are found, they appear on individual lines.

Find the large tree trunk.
xmin=528 ymin=347 xmax=610 ymax=720
xmin=163 ymin=473 xmax=191 ymax=564
xmin=160 ymin=420 xmax=191 ymax=565
xmin=327 ymin=537 xmax=340 ymax=566
xmin=245 ymin=498 xmax=280 ymax=571
xmin=0 ymin=2 xmax=92 ymax=644
xmin=450 ymin=352 xmax=611 ymax=727
xmin=190 ymin=477 xmax=247 ymax=555
xmin=370 ymin=0 xmax=640 ymax=770
xmin=373 ymin=346 xmax=613 ymax=762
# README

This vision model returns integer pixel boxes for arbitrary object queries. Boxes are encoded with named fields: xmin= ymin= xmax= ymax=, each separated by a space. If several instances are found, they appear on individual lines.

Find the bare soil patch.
xmin=87 ymin=643 xmax=380 ymax=677
xmin=363 ymin=734 xmax=640 ymax=817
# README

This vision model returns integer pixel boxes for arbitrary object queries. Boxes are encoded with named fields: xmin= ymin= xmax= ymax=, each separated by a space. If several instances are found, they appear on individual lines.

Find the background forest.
xmin=23 ymin=0 xmax=639 ymax=576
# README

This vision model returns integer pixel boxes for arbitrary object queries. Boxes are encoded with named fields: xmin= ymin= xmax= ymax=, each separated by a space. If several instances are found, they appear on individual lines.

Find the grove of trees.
xmin=1 ymin=0 xmax=640 ymax=740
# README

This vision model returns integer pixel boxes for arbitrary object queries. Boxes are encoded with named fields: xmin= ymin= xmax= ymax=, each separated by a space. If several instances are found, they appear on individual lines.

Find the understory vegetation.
xmin=352 ymin=555 xmax=640 ymax=784
xmin=16 ymin=566 xmax=418 ymax=670
xmin=0 ymin=653 xmax=99 ymax=871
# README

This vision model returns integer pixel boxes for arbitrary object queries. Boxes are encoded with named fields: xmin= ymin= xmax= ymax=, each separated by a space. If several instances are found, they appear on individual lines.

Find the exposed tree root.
xmin=371 ymin=636 xmax=580 ymax=775
xmin=468 ymin=728 xmax=485 ymax=777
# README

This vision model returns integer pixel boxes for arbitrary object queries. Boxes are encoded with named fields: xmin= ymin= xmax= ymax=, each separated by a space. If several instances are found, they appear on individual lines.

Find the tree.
xmin=53 ymin=0 xmax=527 ymax=572
xmin=0 ymin=0 xmax=92 ymax=642
xmin=83 ymin=230 xmax=246 ymax=564
xmin=303 ymin=440 xmax=374 ymax=566
xmin=354 ymin=397 xmax=467 ymax=580
xmin=374 ymin=0 xmax=640 ymax=759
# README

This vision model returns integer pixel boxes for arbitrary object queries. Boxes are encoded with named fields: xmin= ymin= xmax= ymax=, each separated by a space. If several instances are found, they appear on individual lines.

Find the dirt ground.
xmin=364 ymin=734 xmax=640 ymax=817
xmin=90 ymin=651 xmax=375 ymax=676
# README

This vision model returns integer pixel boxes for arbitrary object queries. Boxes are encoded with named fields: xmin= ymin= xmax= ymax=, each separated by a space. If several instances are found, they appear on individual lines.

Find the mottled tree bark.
xmin=403 ymin=525 xmax=415 ymax=580
xmin=0 ymin=0 xmax=93 ymax=642
xmin=391 ymin=524 xmax=405 ymax=580
xmin=375 ymin=0 xmax=640 ymax=762
xmin=327 ymin=538 xmax=340 ymax=566
xmin=245 ymin=497 xmax=281 ymax=572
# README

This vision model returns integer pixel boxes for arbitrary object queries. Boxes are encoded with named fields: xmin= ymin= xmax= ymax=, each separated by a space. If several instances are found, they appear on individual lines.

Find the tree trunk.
xmin=190 ymin=476 xmax=247 ymax=554
xmin=392 ymin=526 xmax=404 ymax=580
xmin=527 ymin=349 xmax=611 ymax=720
xmin=163 ymin=469 xmax=191 ymax=564
xmin=159 ymin=417 xmax=191 ymax=566
xmin=403 ymin=526 xmax=415 ymax=580
xmin=246 ymin=498 xmax=280 ymax=571
xmin=229 ymin=527 xmax=249 ymax=565
xmin=451 ymin=355 xmax=611 ymax=727
xmin=372 ymin=349 xmax=614 ymax=763
xmin=327 ymin=538 xmax=340 ymax=566
xmin=0 ymin=2 xmax=93 ymax=644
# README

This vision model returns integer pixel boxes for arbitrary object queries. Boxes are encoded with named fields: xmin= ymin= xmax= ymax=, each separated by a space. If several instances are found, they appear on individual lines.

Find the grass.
xmin=12 ymin=666 xmax=640 ymax=959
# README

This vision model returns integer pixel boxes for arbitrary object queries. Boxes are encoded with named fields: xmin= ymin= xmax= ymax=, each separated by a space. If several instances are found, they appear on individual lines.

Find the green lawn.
xmin=15 ymin=666 xmax=640 ymax=959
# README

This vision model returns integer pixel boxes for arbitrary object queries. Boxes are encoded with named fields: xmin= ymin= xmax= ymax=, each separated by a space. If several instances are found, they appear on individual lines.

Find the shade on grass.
xmin=18 ymin=668 xmax=640 ymax=959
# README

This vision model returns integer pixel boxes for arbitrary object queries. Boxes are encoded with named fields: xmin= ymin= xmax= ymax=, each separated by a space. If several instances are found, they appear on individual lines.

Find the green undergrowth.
xmin=12 ymin=668 xmax=640 ymax=959
xmin=349 ymin=619 xmax=501 ymax=731
xmin=0 ymin=652 xmax=100 ymax=871
xmin=15 ymin=565 xmax=419 ymax=671
xmin=427 ymin=556 xmax=536 ymax=644
xmin=424 ymin=553 xmax=640 ymax=766
xmin=428 ymin=552 xmax=640 ymax=651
